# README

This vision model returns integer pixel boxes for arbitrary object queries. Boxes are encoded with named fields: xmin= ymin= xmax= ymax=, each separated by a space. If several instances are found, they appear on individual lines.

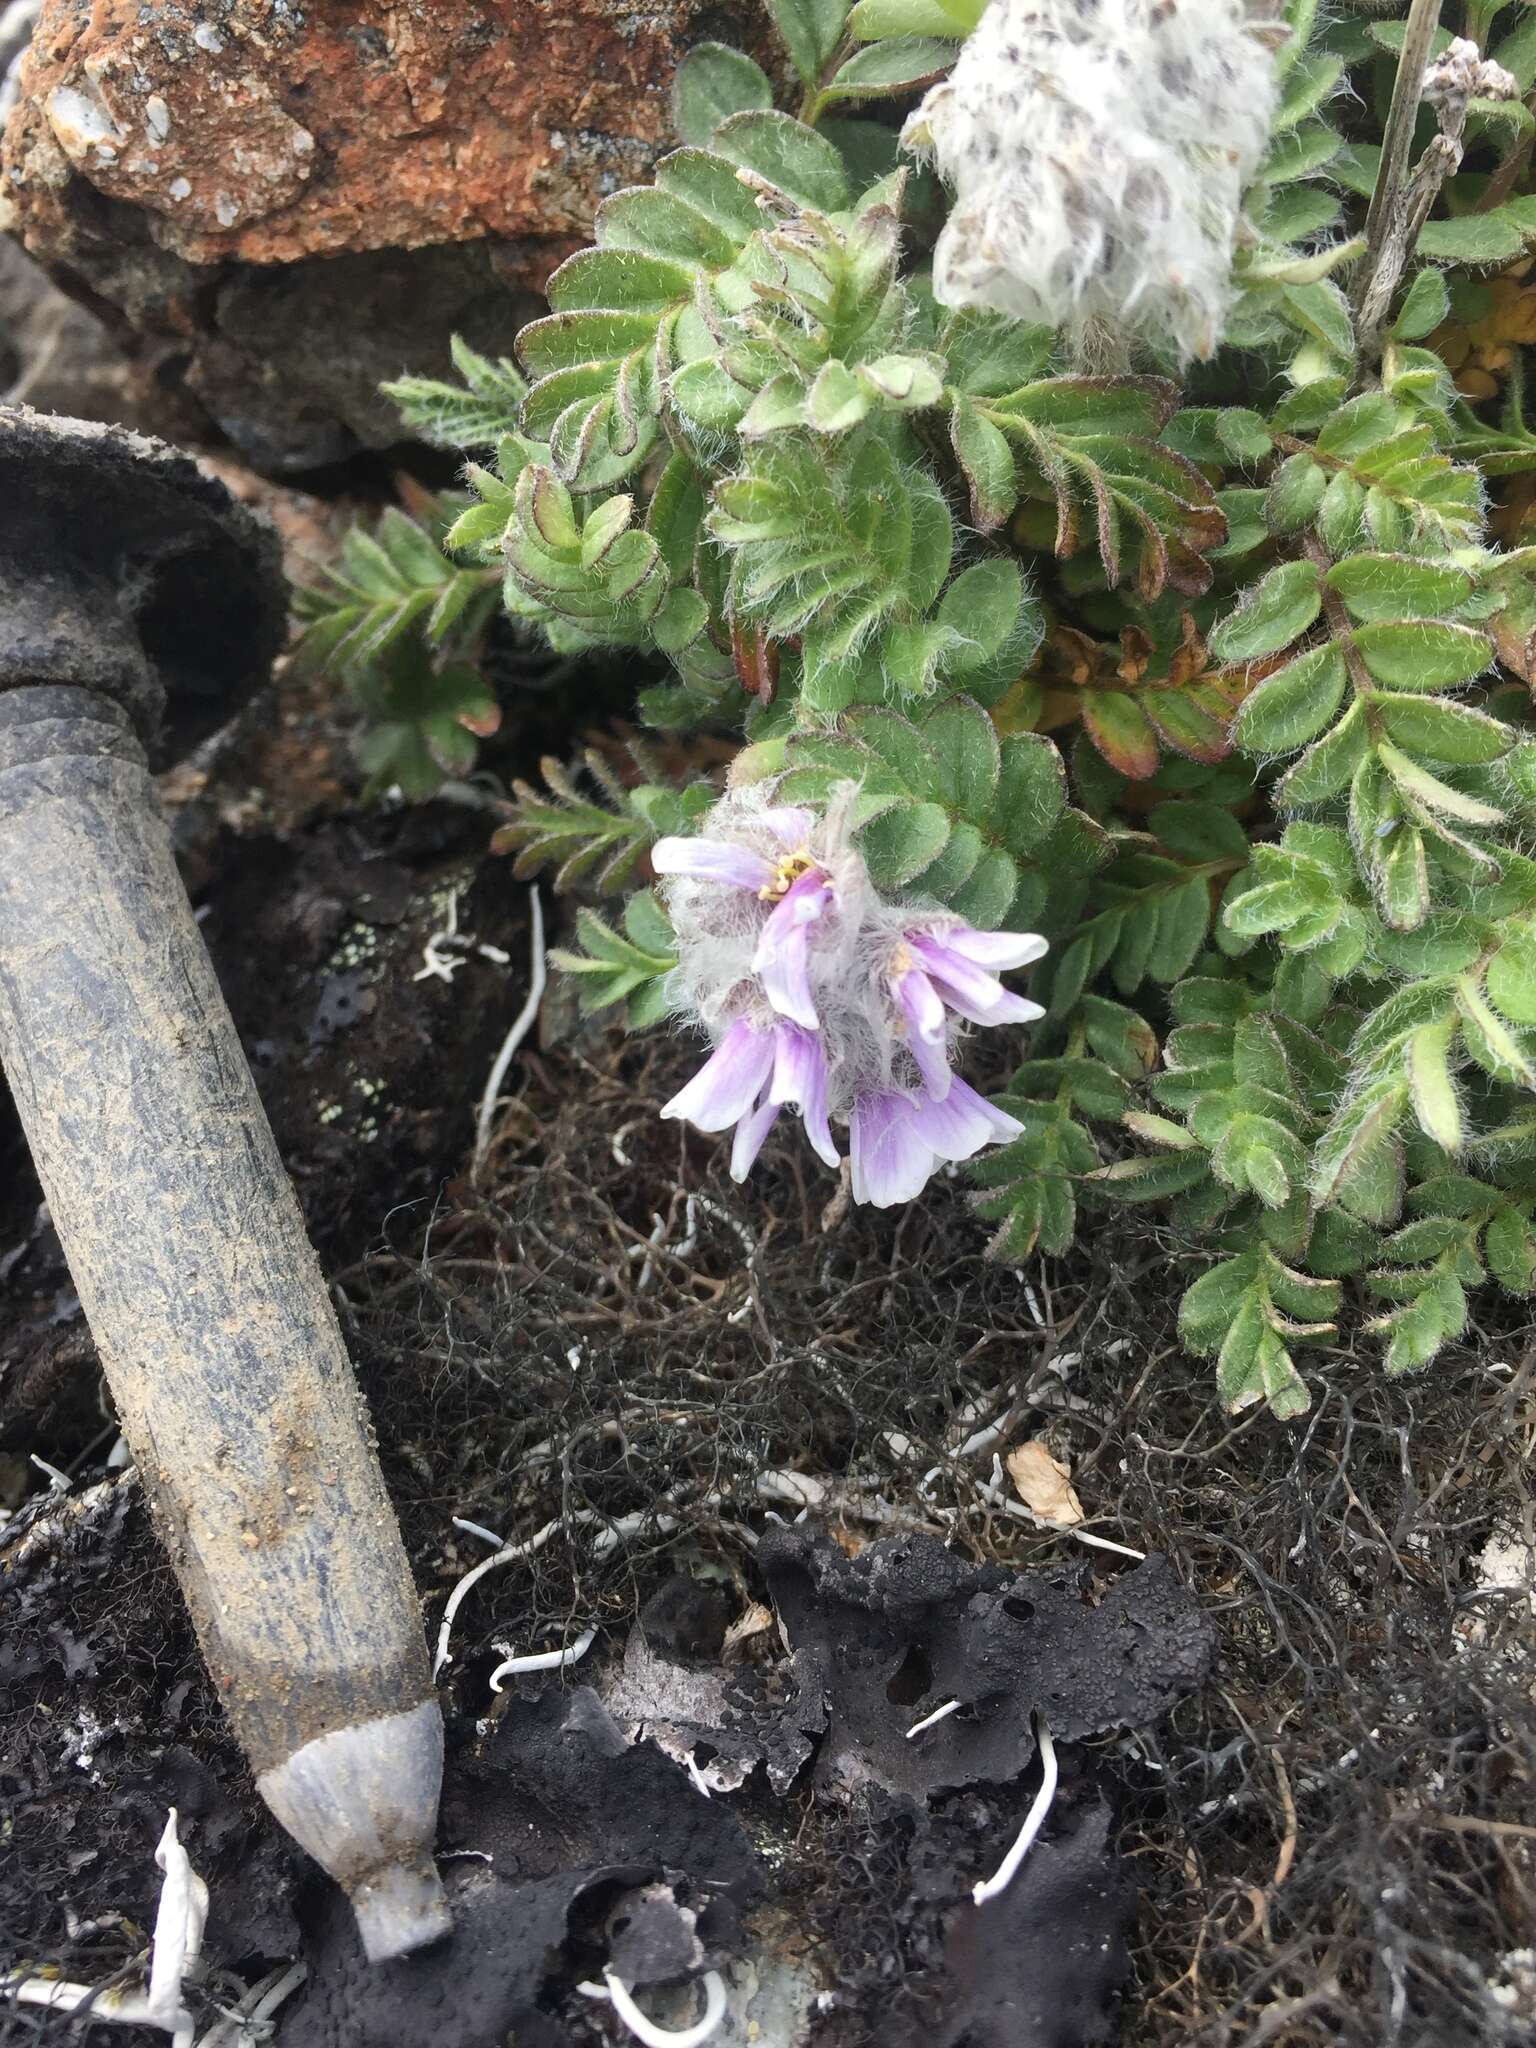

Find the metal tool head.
xmin=0 ymin=405 xmax=285 ymax=767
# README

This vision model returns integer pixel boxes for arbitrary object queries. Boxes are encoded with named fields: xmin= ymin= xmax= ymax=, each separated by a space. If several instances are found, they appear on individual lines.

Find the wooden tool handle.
xmin=0 ymin=686 xmax=446 ymax=1957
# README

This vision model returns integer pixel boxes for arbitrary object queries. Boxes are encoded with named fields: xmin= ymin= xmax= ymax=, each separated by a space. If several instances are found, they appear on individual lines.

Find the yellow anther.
xmin=758 ymin=849 xmax=817 ymax=901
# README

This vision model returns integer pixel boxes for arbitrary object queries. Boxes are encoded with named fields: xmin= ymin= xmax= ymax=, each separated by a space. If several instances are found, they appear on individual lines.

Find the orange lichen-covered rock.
xmin=0 ymin=2 xmax=768 ymax=466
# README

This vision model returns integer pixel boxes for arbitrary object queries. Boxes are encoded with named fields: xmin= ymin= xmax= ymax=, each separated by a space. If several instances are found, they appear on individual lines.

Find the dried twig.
xmin=1354 ymin=22 xmax=1519 ymax=373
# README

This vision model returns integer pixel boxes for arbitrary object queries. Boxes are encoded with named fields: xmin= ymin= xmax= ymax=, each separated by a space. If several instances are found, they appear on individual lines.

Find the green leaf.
xmin=381 ymin=336 xmax=528 ymax=451
xmin=808 ymin=358 xmax=872 ymax=433
xmin=672 ymin=42 xmax=773 ymax=146
xmin=1325 ymin=553 xmax=1473 ymax=623
xmin=1279 ymin=279 xmax=1354 ymax=358
xmin=971 ymin=1099 xmax=1096 ymax=1258
xmin=950 ymin=396 xmax=1018 ymax=529
xmin=994 ymin=734 xmax=1067 ymax=855
xmin=1376 ymin=743 xmax=1506 ymax=827
xmin=1487 ymin=924 xmax=1536 ymax=1027
xmin=713 ymin=110 xmax=853 ymax=211
xmin=1375 ymin=697 xmax=1514 ymax=766
xmin=1312 ymin=1075 xmax=1407 ymax=1222
xmin=1261 ymin=117 xmax=1345 ymax=185
xmin=941 ymin=309 xmax=1056 ymax=398
xmin=550 ymin=901 xmax=678 ymax=1018
xmin=654 ymin=146 xmax=769 ymax=241
xmin=1151 ymin=876 xmax=1216 ymax=982
xmin=825 ymin=35 xmax=956 ymax=97
xmin=1366 ymin=1272 xmax=1466 ymax=1373
xmin=850 ymin=0 xmax=960 ymax=29
xmin=548 ymin=249 xmax=704 ymax=319
xmin=1178 ymin=1252 xmax=1319 ymax=1418
xmin=1486 ymin=1207 xmax=1536 ymax=1294
xmin=1352 ymin=621 xmax=1492 ymax=691
xmin=1234 ymin=643 xmax=1346 ymax=754
xmin=494 ymin=752 xmax=696 ymax=893
xmin=1406 ymin=1012 xmax=1462 ymax=1151
xmin=1149 ymin=802 xmax=1250 ymax=864
xmin=771 ymin=0 xmax=853 ymax=83
xmin=995 ymin=375 xmax=1178 ymax=438
xmin=650 ymin=587 xmax=710 ymax=653
xmin=860 ymin=799 xmax=953 ymax=885
xmin=1209 ymin=560 xmax=1323 ymax=664
xmin=519 ymin=309 xmax=669 ymax=378
xmin=858 ymin=352 xmax=945 ymax=409
xmin=598 ymin=183 xmax=748 ymax=266
xmin=1265 ymin=452 xmax=1329 ymax=534
xmin=1317 ymin=472 xmax=1365 ymax=557
xmin=1390 ymin=267 xmax=1450 ymax=341
xmin=923 ymin=697 xmax=1001 ymax=815
xmin=1457 ymin=977 xmax=1536 ymax=1088
xmin=1271 ymin=378 xmax=1347 ymax=434
xmin=937 ymin=560 xmax=1026 ymax=673
xmin=1415 ymin=208 xmax=1533 ymax=267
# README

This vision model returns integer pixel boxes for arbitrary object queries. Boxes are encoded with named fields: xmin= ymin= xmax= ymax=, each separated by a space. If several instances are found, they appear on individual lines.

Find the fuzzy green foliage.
xmin=299 ymin=0 xmax=1536 ymax=1415
xmin=292 ymin=498 xmax=502 ymax=799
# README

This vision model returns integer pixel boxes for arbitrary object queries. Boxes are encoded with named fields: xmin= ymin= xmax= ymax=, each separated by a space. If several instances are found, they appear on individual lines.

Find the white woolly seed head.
xmin=660 ymin=783 xmax=966 ymax=1116
xmin=903 ymin=0 xmax=1280 ymax=361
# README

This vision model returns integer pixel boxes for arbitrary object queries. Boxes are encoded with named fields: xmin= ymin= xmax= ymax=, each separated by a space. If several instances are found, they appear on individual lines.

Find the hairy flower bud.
xmin=902 ymin=0 xmax=1280 ymax=360
xmin=651 ymin=786 xmax=1046 ymax=1206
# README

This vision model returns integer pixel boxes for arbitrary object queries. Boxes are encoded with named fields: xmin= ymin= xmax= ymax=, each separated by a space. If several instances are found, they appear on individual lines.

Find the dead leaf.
xmin=1006 ymin=1441 xmax=1084 ymax=1528
xmin=721 ymin=1600 xmax=777 ymax=1664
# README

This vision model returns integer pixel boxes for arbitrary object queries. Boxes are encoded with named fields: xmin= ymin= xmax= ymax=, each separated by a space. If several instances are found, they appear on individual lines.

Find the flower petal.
xmin=850 ymin=1091 xmax=936 ymax=1208
xmin=770 ymin=1023 xmax=839 ymax=1168
xmin=907 ymin=1075 xmax=1024 ymax=1162
xmin=753 ymin=873 xmax=831 ymax=1029
xmin=908 ymin=935 xmax=1045 ymax=1028
xmin=931 ymin=925 xmax=1049 ymax=973
xmin=894 ymin=966 xmax=953 ymax=1101
xmin=730 ymin=1097 xmax=781 ymax=1181
xmin=760 ymin=806 xmax=815 ymax=848
xmin=661 ymin=1020 xmax=775 ymax=1132
xmin=652 ymin=837 xmax=775 ymax=892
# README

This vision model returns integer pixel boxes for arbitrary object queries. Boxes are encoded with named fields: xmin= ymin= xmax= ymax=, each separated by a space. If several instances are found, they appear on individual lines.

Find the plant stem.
xmin=1352 ymin=0 xmax=1443 ymax=342
xmin=1478 ymin=124 xmax=1534 ymax=214
xmin=1360 ymin=0 xmax=1442 ymax=264
xmin=798 ymin=36 xmax=854 ymax=126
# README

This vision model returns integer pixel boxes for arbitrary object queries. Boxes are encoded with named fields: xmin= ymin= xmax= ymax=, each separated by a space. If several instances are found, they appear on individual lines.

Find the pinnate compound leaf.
xmin=382 ymin=336 xmax=529 ymax=451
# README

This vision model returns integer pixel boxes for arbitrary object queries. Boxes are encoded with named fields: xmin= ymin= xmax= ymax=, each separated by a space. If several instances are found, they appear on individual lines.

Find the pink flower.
xmin=753 ymin=869 xmax=833 ymax=1030
xmin=652 ymin=786 xmax=1046 ymax=1204
xmin=850 ymin=1081 xmax=1025 ymax=1209
xmin=902 ymin=927 xmax=1048 ymax=1029
xmin=660 ymin=1017 xmax=837 ymax=1182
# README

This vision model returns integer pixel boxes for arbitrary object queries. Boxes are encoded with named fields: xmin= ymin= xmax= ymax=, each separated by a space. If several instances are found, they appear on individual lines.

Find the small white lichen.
xmin=902 ymin=0 xmax=1280 ymax=361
